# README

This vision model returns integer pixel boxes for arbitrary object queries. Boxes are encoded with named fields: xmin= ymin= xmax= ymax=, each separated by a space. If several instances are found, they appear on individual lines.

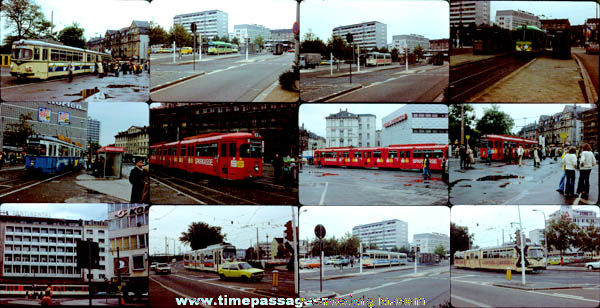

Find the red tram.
xmin=314 ymin=144 xmax=448 ymax=171
xmin=480 ymin=134 xmax=537 ymax=161
xmin=149 ymin=132 xmax=263 ymax=180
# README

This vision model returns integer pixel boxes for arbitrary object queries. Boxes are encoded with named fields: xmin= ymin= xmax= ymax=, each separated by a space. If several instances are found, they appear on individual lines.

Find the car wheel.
xmin=219 ymin=274 xmax=225 ymax=280
xmin=588 ymin=265 xmax=594 ymax=270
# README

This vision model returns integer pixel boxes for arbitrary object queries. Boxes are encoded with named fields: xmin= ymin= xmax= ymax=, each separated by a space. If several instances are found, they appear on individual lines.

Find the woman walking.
xmin=577 ymin=143 xmax=597 ymax=199
xmin=562 ymin=147 xmax=578 ymax=197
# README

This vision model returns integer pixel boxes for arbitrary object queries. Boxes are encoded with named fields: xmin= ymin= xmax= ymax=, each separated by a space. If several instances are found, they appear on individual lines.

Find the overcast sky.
xmin=299 ymin=104 xmax=406 ymax=137
xmin=149 ymin=206 xmax=297 ymax=256
xmin=302 ymin=0 xmax=449 ymax=43
xmin=452 ymin=205 xmax=599 ymax=248
xmin=88 ymin=102 xmax=149 ymax=147
xmin=299 ymin=206 xmax=450 ymax=244
xmin=491 ymin=1 xmax=599 ymax=26
xmin=0 ymin=203 xmax=107 ymax=221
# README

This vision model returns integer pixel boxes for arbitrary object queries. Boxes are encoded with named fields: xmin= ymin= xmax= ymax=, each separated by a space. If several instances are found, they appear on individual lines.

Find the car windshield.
xmin=223 ymin=249 xmax=236 ymax=260
xmin=239 ymin=142 xmax=262 ymax=158
xmin=158 ymin=263 xmax=168 ymax=267
xmin=238 ymin=262 xmax=252 ymax=269
xmin=12 ymin=48 xmax=33 ymax=60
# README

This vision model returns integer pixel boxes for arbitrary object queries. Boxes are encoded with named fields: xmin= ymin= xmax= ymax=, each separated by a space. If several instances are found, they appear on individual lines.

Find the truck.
xmin=299 ymin=53 xmax=321 ymax=69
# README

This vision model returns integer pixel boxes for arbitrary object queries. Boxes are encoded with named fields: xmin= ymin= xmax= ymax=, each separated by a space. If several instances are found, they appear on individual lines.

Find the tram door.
xmin=219 ymin=143 xmax=235 ymax=179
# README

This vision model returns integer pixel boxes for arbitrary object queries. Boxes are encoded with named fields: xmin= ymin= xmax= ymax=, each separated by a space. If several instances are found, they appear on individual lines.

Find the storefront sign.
xmin=115 ymin=205 xmax=150 ymax=218
xmin=49 ymin=102 xmax=86 ymax=111
xmin=38 ymin=107 xmax=51 ymax=123
xmin=384 ymin=113 xmax=408 ymax=128
xmin=114 ymin=257 xmax=129 ymax=275
xmin=58 ymin=111 xmax=70 ymax=125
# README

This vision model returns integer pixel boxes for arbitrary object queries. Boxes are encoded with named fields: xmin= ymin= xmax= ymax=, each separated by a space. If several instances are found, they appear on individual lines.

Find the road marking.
xmin=319 ymin=182 xmax=328 ymax=205
xmin=172 ymin=274 xmax=274 ymax=298
xmin=0 ymin=184 xmax=13 ymax=187
xmin=0 ymin=172 xmax=71 ymax=198
xmin=151 ymin=177 xmax=207 ymax=204
xmin=525 ymin=290 xmax=599 ymax=303
xmin=451 ymin=294 xmax=493 ymax=308
xmin=253 ymin=79 xmax=280 ymax=102
xmin=150 ymin=276 xmax=215 ymax=308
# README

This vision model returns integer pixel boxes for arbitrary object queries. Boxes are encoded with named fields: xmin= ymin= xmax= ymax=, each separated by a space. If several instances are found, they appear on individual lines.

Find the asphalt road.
xmin=451 ymin=268 xmax=600 ymax=307
xmin=150 ymin=53 xmax=293 ymax=102
xmin=299 ymin=164 xmax=448 ymax=205
xmin=573 ymin=47 xmax=599 ymax=96
xmin=449 ymin=157 xmax=598 ymax=205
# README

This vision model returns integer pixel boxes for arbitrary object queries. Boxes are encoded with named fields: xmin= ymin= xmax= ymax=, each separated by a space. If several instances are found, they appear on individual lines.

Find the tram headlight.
xmin=25 ymin=66 xmax=33 ymax=72
xmin=254 ymin=164 xmax=259 ymax=172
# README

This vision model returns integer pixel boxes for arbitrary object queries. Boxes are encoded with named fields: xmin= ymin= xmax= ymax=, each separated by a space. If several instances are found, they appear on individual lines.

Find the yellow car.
xmin=181 ymin=47 xmax=193 ymax=54
xmin=218 ymin=262 xmax=264 ymax=282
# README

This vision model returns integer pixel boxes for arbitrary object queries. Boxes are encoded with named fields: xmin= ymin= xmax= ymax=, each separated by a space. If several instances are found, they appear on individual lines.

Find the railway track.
xmin=448 ymin=53 xmax=530 ymax=102
xmin=0 ymin=168 xmax=73 ymax=200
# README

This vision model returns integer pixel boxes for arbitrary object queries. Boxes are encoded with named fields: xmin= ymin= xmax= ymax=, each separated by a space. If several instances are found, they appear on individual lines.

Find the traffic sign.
xmin=314 ymin=224 xmax=326 ymax=239
xmin=292 ymin=22 xmax=299 ymax=35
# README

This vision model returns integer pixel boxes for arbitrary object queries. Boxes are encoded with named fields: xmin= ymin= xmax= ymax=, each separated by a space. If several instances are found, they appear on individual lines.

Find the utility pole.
xmin=461 ymin=104 xmax=465 ymax=145
xmin=291 ymin=206 xmax=298 ymax=295
xmin=517 ymin=205 xmax=526 ymax=285
xmin=256 ymin=227 xmax=259 ymax=260
xmin=294 ymin=0 xmax=303 ymax=70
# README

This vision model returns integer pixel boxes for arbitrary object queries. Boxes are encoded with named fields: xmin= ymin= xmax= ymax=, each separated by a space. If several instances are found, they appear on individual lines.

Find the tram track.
xmin=0 ymin=171 xmax=73 ymax=200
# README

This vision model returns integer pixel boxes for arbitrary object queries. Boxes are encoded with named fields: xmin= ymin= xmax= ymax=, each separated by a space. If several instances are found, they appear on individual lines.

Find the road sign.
xmin=314 ymin=224 xmax=326 ymax=239
xmin=191 ymin=22 xmax=197 ymax=33
xmin=346 ymin=33 xmax=354 ymax=43
xmin=292 ymin=22 xmax=299 ymax=35
xmin=466 ymin=135 xmax=471 ymax=140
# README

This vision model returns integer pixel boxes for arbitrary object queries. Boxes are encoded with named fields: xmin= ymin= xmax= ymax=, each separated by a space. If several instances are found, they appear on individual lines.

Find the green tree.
xmin=450 ymin=222 xmax=473 ymax=264
xmin=398 ymin=246 xmax=410 ymax=254
xmin=327 ymin=34 xmax=349 ymax=60
xmin=57 ymin=23 xmax=86 ymax=49
xmin=300 ymin=32 xmax=327 ymax=56
xmin=253 ymin=35 xmax=265 ymax=49
xmin=475 ymin=104 xmax=515 ymax=136
xmin=3 ymin=113 xmax=36 ymax=149
xmin=245 ymin=246 xmax=255 ymax=260
xmin=339 ymin=233 xmax=359 ymax=257
xmin=179 ymin=222 xmax=225 ymax=250
xmin=168 ymin=23 xmax=193 ymax=47
xmin=413 ymin=44 xmax=425 ymax=62
xmin=574 ymin=224 xmax=600 ymax=255
xmin=149 ymin=21 xmax=168 ymax=46
xmin=434 ymin=244 xmax=447 ymax=260
xmin=0 ymin=0 xmax=48 ymax=40
xmin=379 ymin=46 xmax=389 ymax=53
xmin=390 ymin=48 xmax=399 ymax=62
xmin=276 ymin=242 xmax=290 ymax=259
xmin=303 ymin=29 xmax=317 ymax=41
xmin=449 ymin=104 xmax=478 ymax=146
xmin=546 ymin=215 xmax=580 ymax=260
xmin=231 ymin=37 xmax=240 ymax=46
xmin=371 ymin=46 xmax=380 ymax=52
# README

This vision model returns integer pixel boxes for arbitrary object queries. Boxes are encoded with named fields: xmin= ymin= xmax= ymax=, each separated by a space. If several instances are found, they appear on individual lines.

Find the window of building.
xmin=86 ymin=230 xmax=93 ymax=235
xmin=132 ymin=255 xmax=145 ymax=270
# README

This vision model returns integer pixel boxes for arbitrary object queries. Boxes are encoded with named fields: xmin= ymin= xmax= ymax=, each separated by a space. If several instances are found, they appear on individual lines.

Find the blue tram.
xmin=25 ymin=135 xmax=84 ymax=175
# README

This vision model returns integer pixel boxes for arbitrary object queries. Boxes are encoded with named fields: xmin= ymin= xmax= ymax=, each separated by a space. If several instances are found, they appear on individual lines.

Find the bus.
xmin=480 ymin=134 xmax=537 ymax=161
xmin=207 ymin=41 xmax=234 ymax=55
xmin=184 ymin=243 xmax=237 ymax=272
xmin=366 ymin=52 xmax=392 ymax=66
xmin=362 ymin=250 xmax=408 ymax=267
xmin=454 ymin=245 xmax=546 ymax=272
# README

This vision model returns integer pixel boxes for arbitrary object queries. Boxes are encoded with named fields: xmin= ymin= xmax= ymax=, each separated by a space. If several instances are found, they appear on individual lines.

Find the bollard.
xmin=506 ymin=267 xmax=511 ymax=281
xmin=272 ymin=270 xmax=279 ymax=291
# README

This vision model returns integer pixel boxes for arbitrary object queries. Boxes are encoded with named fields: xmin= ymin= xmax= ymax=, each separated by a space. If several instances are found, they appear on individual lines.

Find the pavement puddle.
xmin=476 ymin=175 xmax=522 ymax=181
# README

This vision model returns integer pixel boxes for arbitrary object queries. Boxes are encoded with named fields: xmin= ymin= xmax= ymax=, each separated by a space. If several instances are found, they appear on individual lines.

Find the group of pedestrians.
xmin=458 ymin=145 xmax=475 ymax=169
xmin=557 ymin=143 xmax=597 ymax=199
xmin=99 ymin=60 xmax=150 ymax=78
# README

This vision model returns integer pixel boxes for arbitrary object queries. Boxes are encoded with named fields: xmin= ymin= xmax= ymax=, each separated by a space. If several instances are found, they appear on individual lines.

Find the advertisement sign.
xmin=384 ymin=113 xmax=408 ymax=128
xmin=114 ymin=257 xmax=130 ymax=275
xmin=58 ymin=111 xmax=70 ymax=125
xmin=38 ymin=107 xmax=51 ymax=123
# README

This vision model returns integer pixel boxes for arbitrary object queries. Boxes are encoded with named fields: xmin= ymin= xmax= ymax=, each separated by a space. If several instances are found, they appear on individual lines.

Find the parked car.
xmin=585 ymin=260 xmax=600 ymax=270
xmin=218 ymin=262 xmax=264 ymax=282
xmin=300 ymin=259 xmax=321 ymax=269
xmin=155 ymin=263 xmax=171 ymax=274
xmin=150 ymin=262 xmax=158 ymax=271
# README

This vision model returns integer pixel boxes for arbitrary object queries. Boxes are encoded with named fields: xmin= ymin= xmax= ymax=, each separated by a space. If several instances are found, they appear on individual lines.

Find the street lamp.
xmin=532 ymin=209 xmax=548 ymax=267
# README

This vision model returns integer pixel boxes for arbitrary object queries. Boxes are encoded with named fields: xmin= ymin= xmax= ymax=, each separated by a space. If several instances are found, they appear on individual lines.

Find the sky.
xmin=88 ymin=102 xmax=149 ymax=147
xmin=299 ymin=206 xmax=450 ymax=244
xmin=301 ymin=0 xmax=449 ymax=43
xmin=299 ymin=104 xmax=406 ymax=137
xmin=148 ymin=206 xmax=297 ymax=256
xmin=491 ymin=1 xmax=600 ymax=26
xmin=467 ymin=104 xmax=593 ymax=134
xmin=452 ymin=205 xmax=599 ymax=248
xmin=0 ymin=203 xmax=107 ymax=221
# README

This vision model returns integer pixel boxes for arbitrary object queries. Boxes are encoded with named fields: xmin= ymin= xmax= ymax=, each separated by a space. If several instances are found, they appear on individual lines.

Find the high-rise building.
xmin=528 ymin=229 xmax=545 ymax=246
xmin=391 ymin=34 xmax=430 ymax=54
xmin=381 ymin=105 xmax=448 ymax=146
xmin=233 ymin=24 xmax=271 ymax=45
xmin=548 ymin=206 xmax=600 ymax=229
xmin=325 ymin=109 xmax=376 ymax=148
xmin=413 ymin=232 xmax=450 ymax=254
xmin=495 ymin=10 xmax=541 ymax=30
xmin=352 ymin=219 xmax=408 ymax=251
xmin=82 ymin=220 xmax=112 ymax=281
xmin=450 ymin=1 xmax=490 ymax=26
xmin=87 ymin=117 xmax=100 ymax=145
xmin=332 ymin=21 xmax=387 ymax=49
xmin=173 ymin=10 xmax=229 ymax=39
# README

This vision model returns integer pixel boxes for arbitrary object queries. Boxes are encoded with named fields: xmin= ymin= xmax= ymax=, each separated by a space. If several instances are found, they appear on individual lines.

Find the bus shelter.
xmin=98 ymin=146 xmax=125 ymax=178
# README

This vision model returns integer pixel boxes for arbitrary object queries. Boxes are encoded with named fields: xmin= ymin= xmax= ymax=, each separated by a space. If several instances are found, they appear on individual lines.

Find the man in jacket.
xmin=129 ymin=158 xmax=146 ymax=203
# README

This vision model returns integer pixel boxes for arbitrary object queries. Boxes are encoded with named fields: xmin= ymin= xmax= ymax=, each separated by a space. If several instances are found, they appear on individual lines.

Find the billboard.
xmin=58 ymin=111 xmax=70 ymax=125
xmin=38 ymin=107 xmax=51 ymax=123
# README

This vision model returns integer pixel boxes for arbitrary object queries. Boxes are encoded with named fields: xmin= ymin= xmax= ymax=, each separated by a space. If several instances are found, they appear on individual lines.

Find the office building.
xmin=381 ymin=104 xmax=448 ymax=146
xmin=548 ymin=206 xmax=600 ymax=229
xmin=391 ymin=34 xmax=430 ymax=53
xmin=450 ymin=1 xmax=491 ymax=26
xmin=332 ymin=21 xmax=387 ymax=49
xmin=352 ymin=219 xmax=408 ymax=251
xmin=87 ymin=117 xmax=100 ymax=145
xmin=413 ymin=232 xmax=450 ymax=254
xmin=233 ymin=24 xmax=271 ymax=45
xmin=270 ymin=29 xmax=294 ymax=42
xmin=173 ymin=10 xmax=229 ymax=39
xmin=495 ymin=10 xmax=541 ymax=30
xmin=326 ymin=109 xmax=376 ymax=148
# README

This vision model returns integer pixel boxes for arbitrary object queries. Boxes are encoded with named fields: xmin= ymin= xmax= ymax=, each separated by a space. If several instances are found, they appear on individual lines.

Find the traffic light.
xmin=76 ymin=240 xmax=101 ymax=269
xmin=191 ymin=22 xmax=197 ymax=33
xmin=346 ymin=33 xmax=354 ymax=43
xmin=285 ymin=220 xmax=293 ymax=241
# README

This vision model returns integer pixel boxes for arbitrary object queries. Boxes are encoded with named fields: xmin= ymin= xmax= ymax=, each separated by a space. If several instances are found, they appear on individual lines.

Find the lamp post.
xmin=532 ymin=209 xmax=548 ymax=266
xmin=516 ymin=205 xmax=526 ymax=285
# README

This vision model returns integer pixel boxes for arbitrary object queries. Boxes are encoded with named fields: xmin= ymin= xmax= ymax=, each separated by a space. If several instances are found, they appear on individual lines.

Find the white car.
xmin=585 ymin=260 xmax=600 ymax=270
xmin=150 ymin=262 xmax=158 ymax=271
xmin=155 ymin=263 xmax=171 ymax=274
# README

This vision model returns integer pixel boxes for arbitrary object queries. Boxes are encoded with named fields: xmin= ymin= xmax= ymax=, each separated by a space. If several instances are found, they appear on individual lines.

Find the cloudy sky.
xmin=491 ymin=1 xmax=599 ymax=26
xmin=0 ymin=203 xmax=107 ymax=221
xmin=452 ymin=205 xmax=599 ymax=248
xmin=299 ymin=104 xmax=405 ymax=138
xmin=299 ymin=206 xmax=450 ymax=244
xmin=88 ymin=102 xmax=149 ymax=147
xmin=149 ymin=206 xmax=297 ymax=255
xmin=301 ymin=0 xmax=449 ymax=42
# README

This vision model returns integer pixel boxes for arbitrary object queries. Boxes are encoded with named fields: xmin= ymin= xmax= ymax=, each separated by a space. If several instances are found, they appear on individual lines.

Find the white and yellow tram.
xmin=10 ymin=39 xmax=112 ymax=80
xmin=183 ymin=243 xmax=237 ymax=272
xmin=454 ymin=245 xmax=546 ymax=272
xmin=361 ymin=250 xmax=408 ymax=267
xmin=366 ymin=52 xmax=392 ymax=66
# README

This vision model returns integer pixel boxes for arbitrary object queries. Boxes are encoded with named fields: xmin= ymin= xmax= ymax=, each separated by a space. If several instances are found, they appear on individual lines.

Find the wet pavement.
xmin=449 ymin=157 xmax=598 ymax=205
xmin=299 ymin=164 xmax=448 ymax=205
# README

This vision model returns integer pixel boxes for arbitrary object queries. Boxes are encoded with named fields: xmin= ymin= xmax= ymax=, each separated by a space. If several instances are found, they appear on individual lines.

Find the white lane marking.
xmin=151 ymin=64 xmax=248 ymax=94
xmin=173 ymin=274 xmax=275 ymax=298
xmin=252 ymin=79 xmax=280 ymax=102
xmin=0 ymin=184 xmax=13 ymax=187
xmin=319 ymin=181 xmax=328 ymax=205
xmin=526 ymin=290 xmax=599 ymax=303
xmin=151 ymin=177 xmax=207 ymax=204
xmin=150 ymin=276 xmax=215 ymax=308
xmin=451 ymin=294 xmax=493 ymax=308
xmin=0 ymin=172 xmax=71 ymax=198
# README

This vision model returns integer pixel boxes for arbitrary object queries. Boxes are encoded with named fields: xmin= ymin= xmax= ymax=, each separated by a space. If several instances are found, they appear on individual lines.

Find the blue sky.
xmin=88 ymin=102 xmax=149 ymax=147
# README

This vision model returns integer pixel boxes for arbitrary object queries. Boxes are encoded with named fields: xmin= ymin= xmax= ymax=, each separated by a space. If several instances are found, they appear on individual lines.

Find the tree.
xmin=398 ymin=246 xmax=410 ymax=254
xmin=338 ymin=233 xmax=359 ymax=257
xmin=57 ymin=23 xmax=86 ymax=49
xmin=149 ymin=21 xmax=168 ymax=46
xmin=450 ymin=222 xmax=473 ymax=264
xmin=449 ymin=104 xmax=479 ymax=146
xmin=253 ymin=35 xmax=265 ymax=49
xmin=574 ymin=224 xmax=600 ymax=255
xmin=327 ymin=34 xmax=349 ymax=60
xmin=168 ymin=24 xmax=193 ymax=47
xmin=413 ymin=44 xmax=425 ymax=62
xmin=390 ymin=48 xmax=399 ymax=62
xmin=475 ymin=104 xmax=515 ymax=136
xmin=546 ymin=215 xmax=580 ymax=260
xmin=245 ymin=247 xmax=255 ymax=260
xmin=379 ymin=46 xmax=389 ymax=53
xmin=303 ymin=29 xmax=317 ymax=42
xmin=179 ymin=222 xmax=225 ymax=250
xmin=1 ymin=0 xmax=48 ymax=40
xmin=231 ymin=37 xmax=240 ymax=46
xmin=434 ymin=245 xmax=447 ymax=260
xmin=3 ymin=113 xmax=36 ymax=149
xmin=301 ymin=34 xmax=326 ymax=56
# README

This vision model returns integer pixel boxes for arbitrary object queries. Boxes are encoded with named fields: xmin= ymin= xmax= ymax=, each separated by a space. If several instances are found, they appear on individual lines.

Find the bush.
xmin=279 ymin=70 xmax=299 ymax=91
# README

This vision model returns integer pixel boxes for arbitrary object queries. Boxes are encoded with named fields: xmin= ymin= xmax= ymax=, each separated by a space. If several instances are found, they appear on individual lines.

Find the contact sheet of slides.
xmin=0 ymin=0 xmax=599 ymax=308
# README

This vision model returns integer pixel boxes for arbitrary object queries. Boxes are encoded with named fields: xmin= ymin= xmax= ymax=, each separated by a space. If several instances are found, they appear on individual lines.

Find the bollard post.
xmin=272 ymin=270 xmax=279 ymax=291
xmin=506 ymin=267 xmax=511 ymax=281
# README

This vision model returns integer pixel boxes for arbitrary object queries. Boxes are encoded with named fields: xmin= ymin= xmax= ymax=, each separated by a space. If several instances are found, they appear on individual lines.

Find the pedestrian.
xmin=487 ymin=148 xmax=492 ymax=166
xmin=562 ymin=147 xmax=578 ymax=197
xmin=97 ymin=61 xmax=104 ymax=78
xmin=67 ymin=60 xmax=73 ymax=81
xmin=459 ymin=145 xmax=466 ymax=169
xmin=533 ymin=146 xmax=541 ymax=168
xmin=556 ymin=148 xmax=569 ymax=194
xmin=517 ymin=145 xmax=524 ymax=167
xmin=129 ymin=158 xmax=147 ymax=203
xmin=442 ymin=157 xmax=449 ymax=184
xmin=40 ymin=290 xmax=52 ymax=306
xmin=576 ymin=143 xmax=596 ymax=199
xmin=422 ymin=155 xmax=431 ymax=181
xmin=44 ymin=284 xmax=52 ymax=297
xmin=273 ymin=154 xmax=283 ymax=182
xmin=0 ymin=151 xmax=4 ymax=170
xmin=147 ymin=60 xmax=151 ymax=74
xmin=467 ymin=146 xmax=474 ymax=168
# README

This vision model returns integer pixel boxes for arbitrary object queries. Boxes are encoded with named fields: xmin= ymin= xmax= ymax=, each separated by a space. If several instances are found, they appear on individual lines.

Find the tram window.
xmin=433 ymin=150 xmax=444 ymax=158
xmin=481 ymin=139 xmax=488 ymax=148
xmin=240 ymin=143 xmax=261 ymax=158
xmin=221 ymin=144 xmax=227 ymax=157
xmin=180 ymin=146 xmax=186 ymax=156
xmin=365 ymin=152 xmax=371 ymax=158
xmin=413 ymin=150 xmax=422 ymax=158
xmin=12 ymin=48 xmax=33 ymax=60
xmin=34 ymin=47 xmax=40 ymax=60
xmin=373 ymin=151 xmax=381 ymax=158
xmin=229 ymin=143 xmax=237 ymax=158
xmin=388 ymin=150 xmax=397 ymax=158
xmin=171 ymin=147 xmax=176 ymax=156
xmin=42 ymin=49 xmax=48 ymax=60
xmin=342 ymin=152 xmax=349 ymax=158
xmin=354 ymin=152 xmax=361 ymax=158
xmin=87 ymin=54 xmax=91 ymax=62
xmin=208 ymin=144 xmax=218 ymax=157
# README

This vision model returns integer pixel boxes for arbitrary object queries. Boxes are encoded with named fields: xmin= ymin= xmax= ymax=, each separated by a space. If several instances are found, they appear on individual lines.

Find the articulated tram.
xmin=25 ymin=135 xmax=84 ymax=175
xmin=10 ymin=39 xmax=112 ymax=80
xmin=480 ymin=134 xmax=538 ymax=161
xmin=454 ymin=245 xmax=546 ymax=272
xmin=183 ymin=243 xmax=237 ymax=272
xmin=361 ymin=250 xmax=408 ymax=267
xmin=0 ymin=284 xmax=89 ymax=296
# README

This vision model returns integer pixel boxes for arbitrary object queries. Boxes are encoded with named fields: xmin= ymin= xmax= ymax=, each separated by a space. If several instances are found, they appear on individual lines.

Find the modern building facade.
xmin=270 ymin=29 xmax=294 ymax=42
xmin=429 ymin=39 xmax=450 ymax=52
xmin=391 ymin=34 xmax=430 ymax=53
xmin=381 ymin=104 xmax=448 ymax=146
xmin=495 ymin=10 xmax=541 ymax=30
xmin=450 ymin=1 xmax=491 ymax=26
xmin=82 ymin=220 xmax=111 ymax=281
xmin=352 ymin=219 xmax=408 ymax=251
xmin=412 ymin=232 xmax=450 ymax=254
xmin=114 ymin=126 xmax=149 ymax=160
xmin=173 ymin=10 xmax=229 ymax=40
xmin=325 ymin=109 xmax=376 ymax=148
xmin=332 ymin=21 xmax=387 ymax=49
xmin=87 ymin=117 xmax=101 ymax=145
xmin=548 ymin=206 xmax=600 ymax=229
xmin=528 ymin=229 xmax=545 ymax=246
xmin=233 ymin=24 xmax=271 ymax=45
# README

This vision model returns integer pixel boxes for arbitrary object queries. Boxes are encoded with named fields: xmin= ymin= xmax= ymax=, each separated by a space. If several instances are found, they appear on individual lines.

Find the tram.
xmin=25 ymin=135 xmax=84 ymax=175
xmin=10 ymin=39 xmax=112 ymax=80
xmin=515 ymin=25 xmax=546 ymax=56
xmin=366 ymin=52 xmax=392 ymax=66
xmin=149 ymin=132 xmax=263 ymax=180
xmin=183 ymin=243 xmax=237 ymax=272
xmin=207 ymin=41 xmax=235 ymax=55
xmin=361 ymin=250 xmax=408 ymax=267
xmin=479 ymin=134 xmax=537 ymax=161
xmin=0 ymin=284 xmax=89 ymax=296
xmin=454 ymin=245 xmax=546 ymax=272
xmin=314 ymin=144 xmax=448 ymax=171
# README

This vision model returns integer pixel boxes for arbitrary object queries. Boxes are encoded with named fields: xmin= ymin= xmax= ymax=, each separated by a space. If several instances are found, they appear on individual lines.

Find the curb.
xmin=468 ymin=57 xmax=538 ymax=102
xmin=157 ymin=54 xmax=240 ymax=65
xmin=316 ymin=65 xmax=402 ymax=78
xmin=303 ymin=266 xmax=414 ymax=281
xmin=150 ymin=72 xmax=205 ymax=93
xmin=491 ymin=283 xmax=586 ymax=291
xmin=253 ymin=80 xmax=280 ymax=102
xmin=309 ymin=85 xmax=362 ymax=102
xmin=573 ymin=54 xmax=598 ymax=103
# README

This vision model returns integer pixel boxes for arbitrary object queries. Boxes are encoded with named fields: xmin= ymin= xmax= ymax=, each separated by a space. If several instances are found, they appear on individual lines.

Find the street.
xmin=150 ymin=52 xmax=294 ymax=102
xmin=449 ymin=157 xmax=598 ymax=205
xmin=300 ymin=62 xmax=447 ymax=102
xmin=150 ymin=261 xmax=295 ymax=308
xmin=0 ymin=67 xmax=149 ymax=102
xmin=299 ymin=164 xmax=448 ymax=206
xmin=299 ymin=263 xmax=450 ymax=308
xmin=572 ymin=47 xmax=599 ymax=99
xmin=451 ymin=267 xmax=600 ymax=307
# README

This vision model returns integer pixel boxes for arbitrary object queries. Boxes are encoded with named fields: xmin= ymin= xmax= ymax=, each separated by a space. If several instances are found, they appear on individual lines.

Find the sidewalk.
xmin=74 ymin=165 xmax=134 ymax=202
